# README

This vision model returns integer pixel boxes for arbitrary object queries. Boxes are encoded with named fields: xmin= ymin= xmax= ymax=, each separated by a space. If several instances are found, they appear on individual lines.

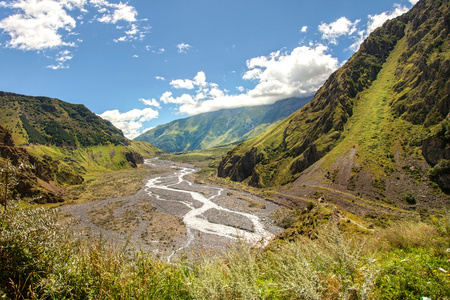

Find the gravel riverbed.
xmin=60 ymin=158 xmax=283 ymax=261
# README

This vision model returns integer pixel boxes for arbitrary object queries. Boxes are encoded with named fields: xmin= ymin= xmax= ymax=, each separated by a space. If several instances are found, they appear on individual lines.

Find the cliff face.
xmin=0 ymin=125 xmax=81 ymax=203
xmin=218 ymin=0 xmax=450 ymax=198
xmin=218 ymin=15 xmax=408 ymax=187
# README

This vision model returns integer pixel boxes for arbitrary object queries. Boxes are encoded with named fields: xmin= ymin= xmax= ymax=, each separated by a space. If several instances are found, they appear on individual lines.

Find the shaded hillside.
xmin=0 ymin=92 xmax=127 ymax=147
xmin=0 ymin=92 xmax=162 ymax=203
xmin=0 ymin=124 xmax=75 ymax=203
xmin=135 ymin=97 xmax=311 ymax=152
xmin=218 ymin=0 xmax=449 ymax=210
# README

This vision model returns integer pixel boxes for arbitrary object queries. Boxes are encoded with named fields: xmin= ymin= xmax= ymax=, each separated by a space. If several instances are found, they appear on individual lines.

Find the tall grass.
xmin=1 ymin=206 xmax=449 ymax=299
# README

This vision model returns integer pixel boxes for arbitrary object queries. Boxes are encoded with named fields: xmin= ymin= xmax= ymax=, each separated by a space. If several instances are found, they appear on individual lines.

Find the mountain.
xmin=0 ymin=91 xmax=127 ymax=147
xmin=218 ymin=0 xmax=450 ymax=212
xmin=135 ymin=97 xmax=312 ymax=152
xmin=0 ymin=92 xmax=161 ymax=203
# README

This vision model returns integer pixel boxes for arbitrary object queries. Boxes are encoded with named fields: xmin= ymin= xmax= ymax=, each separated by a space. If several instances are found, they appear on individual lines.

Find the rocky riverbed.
xmin=60 ymin=158 xmax=283 ymax=261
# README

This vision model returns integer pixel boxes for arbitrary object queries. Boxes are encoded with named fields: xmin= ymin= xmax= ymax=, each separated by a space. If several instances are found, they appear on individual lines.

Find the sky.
xmin=0 ymin=0 xmax=419 ymax=139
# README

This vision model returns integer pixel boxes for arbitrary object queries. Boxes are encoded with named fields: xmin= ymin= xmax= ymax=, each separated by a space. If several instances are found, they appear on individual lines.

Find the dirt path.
xmin=60 ymin=158 xmax=282 ymax=261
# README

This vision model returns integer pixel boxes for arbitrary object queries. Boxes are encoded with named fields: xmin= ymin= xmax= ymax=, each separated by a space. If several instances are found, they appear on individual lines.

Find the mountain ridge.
xmin=217 ymin=0 xmax=450 ymax=211
xmin=0 ymin=91 xmax=162 ymax=203
xmin=135 ymin=97 xmax=312 ymax=152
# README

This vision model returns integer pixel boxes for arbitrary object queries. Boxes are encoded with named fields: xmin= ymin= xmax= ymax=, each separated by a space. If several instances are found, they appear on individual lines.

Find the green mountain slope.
xmin=0 ymin=91 xmax=127 ymax=147
xmin=135 ymin=97 xmax=311 ymax=152
xmin=0 ymin=92 xmax=162 ymax=203
xmin=218 ymin=0 xmax=449 ymax=210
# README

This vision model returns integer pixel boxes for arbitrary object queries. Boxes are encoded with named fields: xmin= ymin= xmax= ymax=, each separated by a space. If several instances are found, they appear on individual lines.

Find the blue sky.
xmin=0 ymin=0 xmax=418 ymax=138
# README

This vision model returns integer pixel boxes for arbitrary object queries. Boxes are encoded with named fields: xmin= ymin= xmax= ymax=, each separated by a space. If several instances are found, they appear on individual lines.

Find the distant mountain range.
xmin=135 ymin=97 xmax=312 ymax=152
xmin=0 ymin=92 xmax=161 ymax=203
xmin=218 ymin=0 xmax=450 ymax=211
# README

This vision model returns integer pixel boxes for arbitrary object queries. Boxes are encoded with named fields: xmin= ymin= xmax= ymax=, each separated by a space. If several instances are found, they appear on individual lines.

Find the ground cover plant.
xmin=1 ymin=202 xmax=449 ymax=299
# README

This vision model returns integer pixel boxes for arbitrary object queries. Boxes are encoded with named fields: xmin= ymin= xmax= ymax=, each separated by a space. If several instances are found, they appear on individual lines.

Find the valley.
xmin=60 ymin=158 xmax=282 ymax=261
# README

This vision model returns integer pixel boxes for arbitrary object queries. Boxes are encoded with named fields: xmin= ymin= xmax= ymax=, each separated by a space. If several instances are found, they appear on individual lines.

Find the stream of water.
xmin=144 ymin=159 xmax=275 ymax=259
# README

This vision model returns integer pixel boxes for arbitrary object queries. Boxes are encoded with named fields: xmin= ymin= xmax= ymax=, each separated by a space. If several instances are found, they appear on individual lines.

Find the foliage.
xmin=1 ymin=202 xmax=449 ymax=299
xmin=217 ymin=0 xmax=450 ymax=191
xmin=0 ymin=92 xmax=128 ymax=147
xmin=0 ymin=158 xmax=33 ymax=211
xmin=0 ymin=207 xmax=190 ymax=299
xmin=402 ymin=192 xmax=416 ymax=205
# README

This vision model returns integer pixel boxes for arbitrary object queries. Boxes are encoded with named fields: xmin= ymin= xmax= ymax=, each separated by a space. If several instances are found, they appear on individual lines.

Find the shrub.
xmin=403 ymin=192 xmax=416 ymax=205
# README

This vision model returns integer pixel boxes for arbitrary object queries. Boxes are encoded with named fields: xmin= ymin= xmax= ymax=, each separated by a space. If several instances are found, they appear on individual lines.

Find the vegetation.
xmin=217 ymin=0 xmax=450 ymax=199
xmin=65 ymin=164 xmax=167 ymax=205
xmin=0 ymin=92 xmax=127 ymax=147
xmin=135 ymin=97 xmax=311 ymax=152
xmin=1 ymin=204 xmax=448 ymax=299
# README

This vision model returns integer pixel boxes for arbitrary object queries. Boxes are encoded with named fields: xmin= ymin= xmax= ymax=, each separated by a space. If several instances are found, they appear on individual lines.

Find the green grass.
xmin=1 ymin=204 xmax=448 ymax=299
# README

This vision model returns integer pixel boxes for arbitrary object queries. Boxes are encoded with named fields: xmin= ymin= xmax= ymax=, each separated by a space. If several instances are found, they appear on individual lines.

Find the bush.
xmin=0 ymin=207 xmax=190 ymax=299
xmin=403 ymin=192 xmax=416 ymax=205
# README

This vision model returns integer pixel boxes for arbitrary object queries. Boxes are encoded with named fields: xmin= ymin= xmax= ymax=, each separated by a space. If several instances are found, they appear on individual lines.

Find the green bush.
xmin=403 ymin=192 xmax=416 ymax=205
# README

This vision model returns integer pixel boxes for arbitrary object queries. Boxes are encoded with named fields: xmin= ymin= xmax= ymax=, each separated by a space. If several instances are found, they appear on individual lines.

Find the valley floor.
xmin=60 ymin=158 xmax=282 ymax=261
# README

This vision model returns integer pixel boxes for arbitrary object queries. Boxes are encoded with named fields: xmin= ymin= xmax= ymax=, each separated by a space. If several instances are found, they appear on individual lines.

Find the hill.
xmin=135 ymin=97 xmax=311 ymax=152
xmin=218 ymin=0 xmax=450 ymax=213
xmin=0 ymin=92 xmax=162 ymax=203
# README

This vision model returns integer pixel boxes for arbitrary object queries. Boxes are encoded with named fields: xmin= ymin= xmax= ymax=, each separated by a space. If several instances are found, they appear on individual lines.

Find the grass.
xmin=1 ymin=204 xmax=449 ymax=299
xmin=65 ymin=165 xmax=167 ymax=204
xmin=317 ymin=38 xmax=421 ymax=178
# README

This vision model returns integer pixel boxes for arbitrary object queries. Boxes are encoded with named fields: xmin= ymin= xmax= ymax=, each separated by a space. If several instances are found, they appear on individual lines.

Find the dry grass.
xmin=66 ymin=165 xmax=167 ymax=204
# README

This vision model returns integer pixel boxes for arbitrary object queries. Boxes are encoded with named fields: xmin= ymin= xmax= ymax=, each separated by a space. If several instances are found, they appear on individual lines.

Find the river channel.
xmin=61 ymin=158 xmax=283 ymax=261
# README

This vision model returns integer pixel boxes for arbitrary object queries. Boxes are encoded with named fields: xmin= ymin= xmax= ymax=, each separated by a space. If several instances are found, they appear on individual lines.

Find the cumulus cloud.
xmin=92 ymin=0 xmax=137 ymax=24
xmin=159 ymin=44 xmax=339 ymax=115
xmin=155 ymin=76 xmax=166 ymax=81
xmin=0 ymin=0 xmax=83 ymax=50
xmin=140 ymin=98 xmax=160 ymax=108
xmin=319 ymin=17 xmax=359 ymax=44
xmin=160 ymin=92 xmax=195 ymax=105
xmin=99 ymin=107 xmax=159 ymax=139
xmin=350 ymin=4 xmax=409 ymax=51
xmin=0 ymin=0 xmax=145 ymax=66
xmin=170 ymin=79 xmax=195 ymax=90
xmin=177 ymin=43 xmax=191 ymax=53
xmin=409 ymin=0 xmax=419 ymax=5
xmin=170 ymin=71 xmax=207 ymax=90
xmin=301 ymin=26 xmax=308 ymax=33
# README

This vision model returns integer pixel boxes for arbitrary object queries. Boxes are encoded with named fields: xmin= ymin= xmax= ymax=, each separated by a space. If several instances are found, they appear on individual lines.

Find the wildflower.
xmin=439 ymin=268 xmax=447 ymax=273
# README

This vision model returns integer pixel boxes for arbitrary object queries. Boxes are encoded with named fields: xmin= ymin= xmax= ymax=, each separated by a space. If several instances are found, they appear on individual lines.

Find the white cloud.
xmin=99 ymin=107 xmax=158 ymax=139
xmin=0 ymin=0 xmax=146 ymax=68
xmin=170 ymin=71 xmax=206 ymax=89
xmin=170 ymin=79 xmax=195 ymax=90
xmin=140 ymin=98 xmax=160 ymax=108
xmin=177 ymin=43 xmax=191 ymax=53
xmin=319 ymin=17 xmax=359 ymax=44
xmin=0 ymin=0 xmax=83 ymax=50
xmin=47 ymin=49 xmax=74 ymax=69
xmin=194 ymin=71 xmax=207 ymax=87
xmin=349 ymin=4 xmax=410 ymax=51
xmin=160 ymin=92 xmax=195 ymax=105
xmin=113 ymin=23 xmax=145 ymax=42
xmin=409 ymin=0 xmax=419 ymax=5
xmin=94 ymin=1 xmax=137 ymax=24
xmin=301 ymin=26 xmax=308 ymax=33
xmin=160 ymin=44 xmax=339 ymax=115
xmin=155 ymin=76 xmax=165 ymax=81
xmin=366 ymin=5 xmax=409 ymax=34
